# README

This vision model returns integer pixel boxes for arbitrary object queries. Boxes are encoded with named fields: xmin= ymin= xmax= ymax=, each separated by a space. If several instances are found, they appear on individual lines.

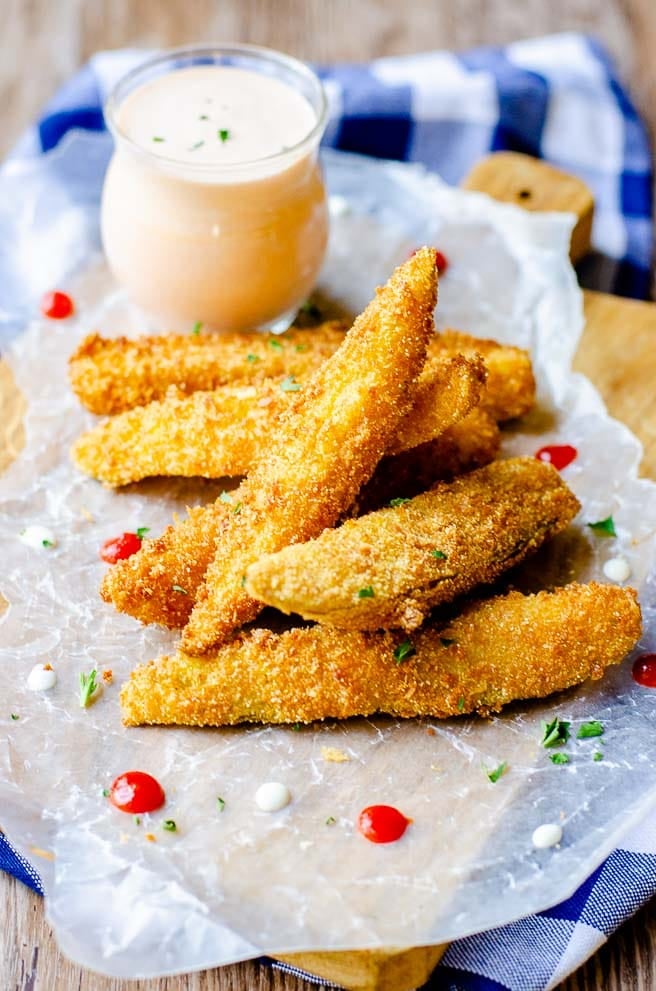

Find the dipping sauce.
xmin=102 ymin=47 xmax=329 ymax=332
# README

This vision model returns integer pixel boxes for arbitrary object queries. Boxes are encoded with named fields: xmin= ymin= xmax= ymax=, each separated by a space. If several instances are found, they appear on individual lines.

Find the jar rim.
xmin=104 ymin=43 xmax=328 ymax=175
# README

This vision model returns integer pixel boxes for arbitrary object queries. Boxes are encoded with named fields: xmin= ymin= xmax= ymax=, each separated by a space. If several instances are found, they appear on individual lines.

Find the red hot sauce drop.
xmin=108 ymin=771 xmax=165 ymax=814
xmin=357 ymin=804 xmax=411 ymax=844
xmin=100 ymin=532 xmax=143 ymax=564
xmin=535 ymin=444 xmax=577 ymax=471
xmin=41 ymin=290 xmax=74 ymax=320
xmin=632 ymin=655 xmax=656 ymax=688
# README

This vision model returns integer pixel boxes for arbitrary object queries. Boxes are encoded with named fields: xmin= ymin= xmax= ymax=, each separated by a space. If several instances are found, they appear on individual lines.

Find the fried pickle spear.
xmin=245 ymin=458 xmax=580 ymax=631
xmin=69 ymin=322 xmax=348 ymax=415
xmin=180 ymin=248 xmax=439 ymax=653
xmin=72 ymin=353 xmax=485 ymax=487
xmin=101 ymin=248 xmax=439 ymax=633
xmin=120 ymin=583 xmax=641 ymax=726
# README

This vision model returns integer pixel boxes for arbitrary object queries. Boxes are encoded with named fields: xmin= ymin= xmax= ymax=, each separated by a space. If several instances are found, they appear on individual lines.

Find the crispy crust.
xmin=120 ymin=583 xmax=641 ymax=726
xmin=180 ymin=248 xmax=438 ymax=654
xmin=68 ymin=322 xmax=348 ymax=415
xmin=245 ymin=458 xmax=581 ymax=631
xmin=72 ymin=354 xmax=485 ymax=488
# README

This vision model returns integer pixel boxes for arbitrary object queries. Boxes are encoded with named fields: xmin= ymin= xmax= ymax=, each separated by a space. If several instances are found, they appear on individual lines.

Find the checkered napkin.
xmin=2 ymin=32 xmax=654 ymax=991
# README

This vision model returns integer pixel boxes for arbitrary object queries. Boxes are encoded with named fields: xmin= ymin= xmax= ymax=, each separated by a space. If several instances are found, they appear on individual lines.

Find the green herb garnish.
xmin=587 ymin=516 xmax=617 ymax=537
xmin=217 ymin=796 xmax=226 ymax=812
xmin=189 ymin=140 xmax=205 ymax=151
xmin=218 ymin=129 xmax=230 ymax=143
xmin=246 ymin=353 xmax=260 ymax=363
xmin=233 ymin=502 xmax=242 ymax=515
xmin=136 ymin=527 xmax=150 ymax=540
xmin=389 ymin=497 xmax=411 ymax=507
xmin=162 ymin=819 xmax=177 ymax=832
xmin=325 ymin=816 xmax=337 ymax=826
xmin=192 ymin=321 xmax=202 ymax=335
xmin=593 ymin=751 xmax=604 ymax=762
xmin=357 ymin=586 xmax=375 ymax=599
xmin=199 ymin=114 xmax=209 ymax=121
xmin=486 ymin=761 xmax=507 ymax=783
xmin=240 ymin=575 xmax=247 ymax=587
xmin=152 ymin=136 xmax=165 ymax=143
xmin=299 ymin=301 xmax=322 ymax=319
xmin=79 ymin=668 xmax=98 ymax=708
xmin=549 ymin=753 xmax=570 ymax=765
xmin=280 ymin=375 xmax=301 ymax=392
xmin=171 ymin=584 xmax=188 ymax=595
xmin=541 ymin=717 xmax=570 ymax=748
xmin=430 ymin=550 xmax=447 ymax=559
xmin=134 ymin=816 xmax=141 ymax=826
xmin=102 ymin=788 xmax=110 ymax=797
xmin=269 ymin=338 xmax=284 ymax=351
xmin=457 ymin=697 xmax=465 ymax=712
xmin=42 ymin=539 xmax=54 ymax=548
xmin=440 ymin=637 xmax=456 ymax=647
xmin=291 ymin=723 xmax=302 ymax=731
xmin=577 ymin=720 xmax=604 ymax=739
xmin=10 ymin=713 xmax=19 ymax=721
xmin=295 ymin=344 xmax=307 ymax=352
xmin=219 ymin=491 xmax=233 ymax=504
xmin=393 ymin=640 xmax=415 ymax=664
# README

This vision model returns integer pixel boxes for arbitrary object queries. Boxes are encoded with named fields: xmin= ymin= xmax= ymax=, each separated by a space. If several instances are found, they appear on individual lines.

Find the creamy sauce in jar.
xmin=102 ymin=51 xmax=328 ymax=332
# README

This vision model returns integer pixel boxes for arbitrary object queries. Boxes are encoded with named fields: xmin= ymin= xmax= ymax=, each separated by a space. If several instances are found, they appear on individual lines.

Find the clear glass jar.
xmin=101 ymin=44 xmax=329 ymax=332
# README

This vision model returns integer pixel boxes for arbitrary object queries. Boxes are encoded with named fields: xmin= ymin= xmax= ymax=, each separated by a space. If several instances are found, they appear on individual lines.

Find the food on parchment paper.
xmin=120 ymin=584 xmax=641 ymax=727
xmin=245 ymin=458 xmax=580 ymax=631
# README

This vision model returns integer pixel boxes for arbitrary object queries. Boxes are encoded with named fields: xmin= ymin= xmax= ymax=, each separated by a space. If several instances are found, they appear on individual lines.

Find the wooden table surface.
xmin=2 ymin=2 xmax=656 ymax=989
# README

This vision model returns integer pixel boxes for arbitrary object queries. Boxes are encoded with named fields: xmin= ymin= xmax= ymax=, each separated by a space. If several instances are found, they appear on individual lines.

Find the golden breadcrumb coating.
xmin=71 ymin=354 xmax=484 ymax=488
xmin=432 ymin=330 xmax=535 ymax=421
xmin=245 ymin=458 xmax=580 ymax=631
xmin=353 ymin=408 xmax=500 ymax=514
xmin=68 ymin=322 xmax=348 ymax=415
xmin=180 ymin=248 xmax=438 ymax=654
xmin=120 ymin=583 xmax=641 ymax=726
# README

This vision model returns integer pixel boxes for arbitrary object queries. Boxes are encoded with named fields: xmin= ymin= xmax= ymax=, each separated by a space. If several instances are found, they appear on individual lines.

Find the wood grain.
xmin=2 ymin=2 xmax=656 ymax=989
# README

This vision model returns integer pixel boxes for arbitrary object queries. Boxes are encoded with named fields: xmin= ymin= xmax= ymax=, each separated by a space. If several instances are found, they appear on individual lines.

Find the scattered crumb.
xmin=29 ymin=847 xmax=55 ymax=861
xmin=102 ymin=669 xmax=114 ymax=685
xmin=321 ymin=746 xmax=351 ymax=763
xmin=430 ymin=764 xmax=443 ymax=773
xmin=119 ymin=833 xmax=130 ymax=844
xmin=426 ymin=727 xmax=436 ymax=737
xmin=43 ymin=663 xmax=53 ymax=671
xmin=145 ymin=833 xmax=157 ymax=843
xmin=80 ymin=507 xmax=95 ymax=523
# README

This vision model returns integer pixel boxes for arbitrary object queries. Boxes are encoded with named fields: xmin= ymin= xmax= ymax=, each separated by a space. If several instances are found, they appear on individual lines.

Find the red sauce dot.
xmin=535 ymin=444 xmax=577 ymax=471
xmin=632 ymin=654 xmax=656 ymax=688
xmin=41 ymin=290 xmax=74 ymax=320
xmin=357 ymin=804 xmax=410 ymax=844
xmin=108 ymin=771 xmax=165 ymax=814
xmin=100 ymin=531 xmax=143 ymax=564
xmin=408 ymin=248 xmax=449 ymax=274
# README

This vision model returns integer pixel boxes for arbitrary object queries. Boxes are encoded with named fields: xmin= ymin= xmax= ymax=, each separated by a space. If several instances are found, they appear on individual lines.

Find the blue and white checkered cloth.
xmin=2 ymin=31 xmax=655 ymax=991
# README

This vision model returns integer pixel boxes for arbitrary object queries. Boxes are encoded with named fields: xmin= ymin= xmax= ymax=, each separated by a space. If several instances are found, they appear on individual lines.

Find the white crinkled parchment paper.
xmin=1 ymin=142 xmax=656 ymax=979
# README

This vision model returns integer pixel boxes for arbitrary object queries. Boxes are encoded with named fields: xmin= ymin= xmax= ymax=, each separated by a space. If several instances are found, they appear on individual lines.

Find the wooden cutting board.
xmin=0 ymin=153 xmax=654 ymax=991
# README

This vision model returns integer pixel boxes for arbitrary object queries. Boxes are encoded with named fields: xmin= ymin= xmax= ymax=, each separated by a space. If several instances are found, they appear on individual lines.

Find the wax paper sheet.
xmin=1 ymin=140 xmax=656 ymax=979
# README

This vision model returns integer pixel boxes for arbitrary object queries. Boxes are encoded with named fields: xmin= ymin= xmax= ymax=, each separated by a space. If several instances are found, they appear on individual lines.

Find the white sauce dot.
xmin=329 ymin=194 xmax=351 ymax=218
xmin=27 ymin=664 xmax=57 ymax=691
xmin=603 ymin=556 xmax=631 ymax=583
xmin=532 ymin=822 xmax=562 ymax=849
xmin=19 ymin=526 xmax=57 ymax=550
xmin=255 ymin=781 xmax=291 ymax=812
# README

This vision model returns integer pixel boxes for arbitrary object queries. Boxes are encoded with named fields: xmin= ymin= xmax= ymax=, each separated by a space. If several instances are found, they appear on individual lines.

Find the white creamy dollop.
xmin=27 ymin=664 xmax=57 ymax=692
xmin=255 ymin=782 xmax=291 ymax=812
xmin=603 ymin=556 xmax=631 ymax=583
xmin=532 ymin=823 xmax=563 ymax=849
xmin=19 ymin=526 xmax=57 ymax=550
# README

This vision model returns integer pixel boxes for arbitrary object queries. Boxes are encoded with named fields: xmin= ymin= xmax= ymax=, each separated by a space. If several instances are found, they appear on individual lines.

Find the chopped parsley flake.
xmin=325 ymin=816 xmax=337 ymax=826
xmin=389 ymin=497 xmax=411 ymax=507
xmin=541 ymin=717 xmax=570 ymax=748
xmin=199 ymin=114 xmax=209 ymax=121
xmin=171 ymin=584 xmax=188 ymax=595
xmin=188 ymin=140 xmax=205 ymax=151
xmin=219 ymin=491 xmax=233 ymax=504
xmin=134 ymin=816 xmax=141 ymax=826
xmin=457 ymin=697 xmax=465 ymax=712
xmin=102 ymin=788 xmax=110 ymax=797
xmin=218 ymin=129 xmax=230 ymax=142
xmin=152 ymin=136 xmax=165 ymax=143
xmin=357 ymin=586 xmax=375 ymax=599
xmin=280 ymin=375 xmax=301 ymax=392
xmin=430 ymin=550 xmax=447 ymax=559
xmin=440 ymin=637 xmax=456 ymax=647
xmin=42 ymin=539 xmax=54 ymax=548
xmin=269 ymin=338 xmax=284 ymax=351
xmin=192 ymin=321 xmax=202 ymax=335
xmin=233 ymin=502 xmax=242 ymax=515
xmin=593 ymin=751 xmax=604 ymax=762
xmin=291 ymin=723 xmax=302 ymax=731
xmin=246 ymin=353 xmax=260 ymax=363
xmin=393 ymin=639 xmax=415 ymax=664
xmin=299 ymin=301 xmax=322 ymax=319
xmin=136 ymin=527 xmax=150 ymax=539
xmin=162 ymin=819 xmax=177 ymax=832
xmin=577 ymin=720 xmax=604 ymax=739
xmin=217 ymin=796 xmax=226 ymax=812
xmin=240 ymin=575 xmax=246 ymax=587
xmin=295 ymin=344 xmax=307 ymax=352
xmin=486 ymin=761 xmax=507 ymax=784
xmin=10 ymin=713 xmax=19 ymax=721
xmin=587 ymin=516 xmax=616 ymax=537
xmin=549 ymin=753 xmax=570 ymax=765
xmin=79 ymin=668 xmax=98 ymax=708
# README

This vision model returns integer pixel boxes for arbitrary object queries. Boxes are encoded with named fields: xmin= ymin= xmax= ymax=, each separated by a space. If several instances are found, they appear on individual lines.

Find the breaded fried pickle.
xmin=72 ymin=353 xmax=485 ymax=487
xmin=434 ymin=330 xmax=535 ymax=421
xmin=120 ymin=584 xmax=641 ymax=726
xmin=180 ymin=248 xmax=438 ymax=654
xmin=245 ymin=458 xmax=580 ymax=631
xmin=69 ymin=322 xmax=348 ymax=415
